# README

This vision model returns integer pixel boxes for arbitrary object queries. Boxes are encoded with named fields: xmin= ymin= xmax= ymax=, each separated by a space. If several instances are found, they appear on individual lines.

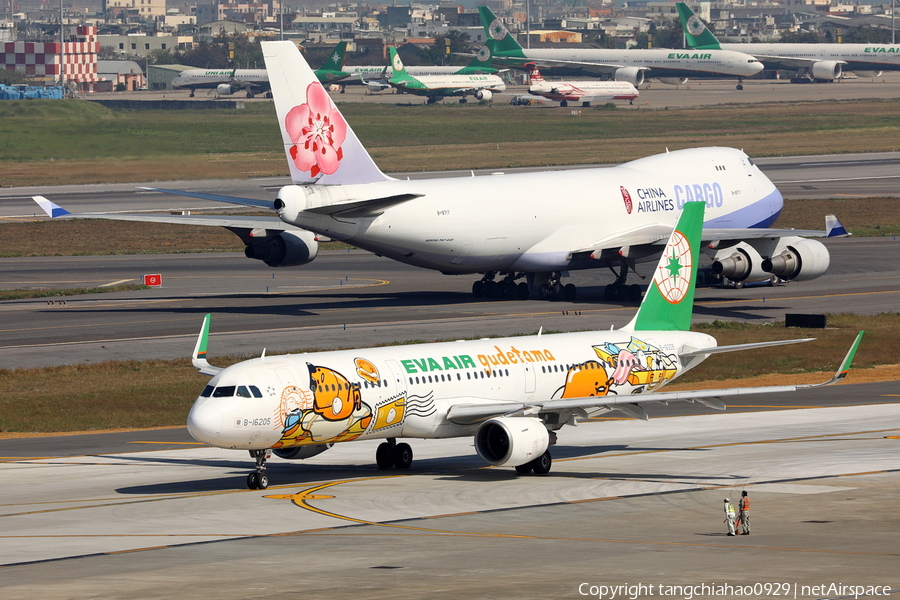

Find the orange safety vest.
xmin=739 ymin=497 xmax=750 ymax=511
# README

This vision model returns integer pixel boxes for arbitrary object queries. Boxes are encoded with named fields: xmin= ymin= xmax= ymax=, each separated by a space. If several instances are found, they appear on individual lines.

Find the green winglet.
xmin=626 ymin=202 xmax=705 ymax=332
xmin=835 ymin=331 xmax=864 ymax=382
xmin=192 ymin=313 xmax=214 ymax=373
xmin=676 ymin=3 xmax=721 ymax=50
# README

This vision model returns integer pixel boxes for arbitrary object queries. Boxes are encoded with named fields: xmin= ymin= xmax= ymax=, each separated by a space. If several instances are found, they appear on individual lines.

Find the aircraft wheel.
xmin=459 ymin=98 xmax=467 ymax=104
xmin=266 ymin=92 xmax=273 ymax=98
xmin=560 ymin=100 xmax=568 ymax=107
xmin=539 ymin=284 xmax=552 ymax=301
xmin=734 ymin=281 xmax=744 ymax=289
xmin=515 ymin=463 xmax=533 ymax=475
xmin=502 ymin=282 xmax=517 ymax=300
xmin=516 ymin=282 xmax=530 ymax=300
xmin=256 ymin=473 xmax=269 ymax=490
xmin=616 ymin=284 xmax=632 ymax=302
xmin=392 ymin=443 xmax=413 ymax=469
xmin=376 ymin=442 xmax=394 ymax=469
xmin=484 ymin=280 xmax=499 ymax=299
xmin=550 ymin=282 xmax=564 ymax=301
xmin=629 ymin=284 xmax=642 ymax=301
xmin=563 ymin=283 xmax=577 ymax=302
xmin=247 ymin=472 xmax=259 ymax=489
xmin=189 ymin=91 xmax=195 ymax=98
xmin=472 ymin=280 xmax=485 ymax=298
xmin=531 ymin=451 xmax=552 ymax=475
xmin=604 ymin=284 xmax=616 ymax=301
xmin=736 ymin=84 xmax=744 ymax=90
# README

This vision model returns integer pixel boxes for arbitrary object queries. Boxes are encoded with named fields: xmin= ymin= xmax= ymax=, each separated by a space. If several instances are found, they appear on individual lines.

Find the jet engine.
xmin=658 ymin=77 xmax=689 ymax=85
xmin=272 ymin=444 xmax=332 ymax=460
xmin=244 ymin=230 xmax=319 ymax=267
xmin=216 ymin=83 xmax=239 ymax=96
xmin=710 ymin=242 xmax=768 ymax=282
xmin=613 ymin=67 xmax=645 ymax=87
xmin=855 ymin=70 xmax=883 ymax=78
xmin=761 ymin=238 xmax=830 ymax=282
xmin=474 ymin=417 xmax=549 ymax=467
xmin=474 ymin=89 xmax=493 ymax=101
xmin=811 ymin=60 xmax=843 ymax=81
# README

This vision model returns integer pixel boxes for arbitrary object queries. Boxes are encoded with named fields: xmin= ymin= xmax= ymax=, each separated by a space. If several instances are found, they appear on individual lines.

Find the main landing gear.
xmin=537 ymin=272 xmax=576 ymax=302
xmin=514 ymin=450 xmax=552 ymax=475
xmin=472 ymin=272 xmax=529 ymax=300
xmin=736 ymin=78 xmax=744 ymax=90
xmin=247 ymin=449 xmax=271 ymax=489
xmin=603 ymin=263 xmax=643 ymax=302
xmin=376 ymin=438 xmax=413 ymax=470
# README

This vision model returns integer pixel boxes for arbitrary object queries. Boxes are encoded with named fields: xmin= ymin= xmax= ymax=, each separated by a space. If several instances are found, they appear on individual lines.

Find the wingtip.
xmin=32 ymin=195 xmax=71 ymax=218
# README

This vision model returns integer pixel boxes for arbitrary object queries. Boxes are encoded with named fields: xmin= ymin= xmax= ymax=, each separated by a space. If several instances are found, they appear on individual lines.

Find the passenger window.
xmin=200 ymin=385 xmax=214 ymax=397
xmin=236 ymin=386 xmax=252 ymax=398
xmin=249 ymin=385 xmax=263 ymax=398
xmin=212 ymin=386 xmax=235 ymax=397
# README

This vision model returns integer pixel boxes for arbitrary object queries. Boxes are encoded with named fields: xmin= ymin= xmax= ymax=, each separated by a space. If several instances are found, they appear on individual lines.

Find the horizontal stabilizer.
xmin=304 ymin=193 xmax=424 ymax=218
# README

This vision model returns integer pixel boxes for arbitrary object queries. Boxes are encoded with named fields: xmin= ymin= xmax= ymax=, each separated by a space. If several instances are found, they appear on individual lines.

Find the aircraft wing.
xmin=447 ymin=332 xmax=862 ymax=425
xmin=33 ymin=196 xmax=297 ymax=231
xmin=752 ymin=54 xmax=846 ymax=72
xmin=517 ymin=58 xmax=641 ymax=77
xmin=570 ymin=216 xmax=849 ymax=261
xmin=137 ymin=187 xmax=274 ymax=209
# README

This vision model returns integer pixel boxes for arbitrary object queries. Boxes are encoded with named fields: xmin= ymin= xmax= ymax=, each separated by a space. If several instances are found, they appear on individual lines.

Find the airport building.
xmin=0 ymin=25 xmax=101 ymax=91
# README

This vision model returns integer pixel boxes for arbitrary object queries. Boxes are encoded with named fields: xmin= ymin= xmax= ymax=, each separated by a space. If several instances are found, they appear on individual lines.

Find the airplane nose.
xmin=187 ymin=402 xmax=223 ymax=444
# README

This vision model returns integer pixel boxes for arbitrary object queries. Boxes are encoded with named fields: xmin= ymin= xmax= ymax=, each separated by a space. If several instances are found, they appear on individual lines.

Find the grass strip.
xmin=0 ymin=284 xmax=148 ymax=301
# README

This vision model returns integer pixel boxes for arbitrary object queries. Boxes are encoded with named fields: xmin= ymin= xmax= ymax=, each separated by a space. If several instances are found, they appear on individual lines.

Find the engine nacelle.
xmin=216 ymin=83 xmax=239 ymax=96
xmin=613 ymin=66 xmax=645 ymax=87
xmin=272 ymin=444 xmax=331 ymax=460
xmin=855 ymin=70 xmax=883 ymax=78
xmin=474 ymin=89 xmax=493 ymax=101
xmin=657 ymin=77 xmax=689 ymax=85
xmin=474 ymin=417 xmax=549 ymax=467
xmin=710 ymin=242 xmax=768 ymax=282
xmin=761 ymin=238 xmax=830 ymax=282
xmin=811 ymin=60 xmax=842 ymax=81
xmin=244 ymin=230 xmax=319 ymax=267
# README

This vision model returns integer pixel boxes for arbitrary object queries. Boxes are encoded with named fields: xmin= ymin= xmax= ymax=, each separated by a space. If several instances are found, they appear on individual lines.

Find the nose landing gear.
xmin=247 ymin=449 xmax=271 ymax=489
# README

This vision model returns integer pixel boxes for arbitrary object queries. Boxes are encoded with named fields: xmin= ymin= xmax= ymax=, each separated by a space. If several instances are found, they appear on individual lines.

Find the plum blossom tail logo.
xmin=654 ymin=230 xmax=692 ymax=304
xmin=284 ymin=83 xmax=347 ymax=178
xmin=687 ymin=15 xmax=707 ymax=37
xmin=620 ymin=186 xmax=633 ymax=214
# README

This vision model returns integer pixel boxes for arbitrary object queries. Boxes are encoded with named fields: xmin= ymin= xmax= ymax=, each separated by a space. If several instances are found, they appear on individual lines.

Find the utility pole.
xmin=59 ymin=0 xmax=65 ymax=88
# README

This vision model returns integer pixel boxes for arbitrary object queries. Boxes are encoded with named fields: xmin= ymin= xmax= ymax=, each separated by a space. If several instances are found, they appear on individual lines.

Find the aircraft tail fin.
xmin=528 ymin=65 xmax=545 ymax=83
xmin=387 ymin=47 xmax=416 ymax=83
xmin=323 ymin=41 xmax=346 ymax=70
xmin=462 ymin=45 xmax=498 ymax=73
xmin=261 ymin=40 xmax=391 ymax=186
xmin=676 ymin=3 xmax=721 ymax=50
xmin=479 ymin=6 xmax=526 ymax=55
xmin=825 ymin=214 xmax=850 ymax=238
xmin=33 ymin=195 xmax=71 ymax=218
xmin=624 ymin=201 xmax=705 ymax=332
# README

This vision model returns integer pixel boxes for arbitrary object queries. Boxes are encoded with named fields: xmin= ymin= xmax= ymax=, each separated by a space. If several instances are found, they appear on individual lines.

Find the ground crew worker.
xmin=737 ymin=490 xmax=750 ymax=535
xmin=723 ymin=498 xmax=737 ymax=536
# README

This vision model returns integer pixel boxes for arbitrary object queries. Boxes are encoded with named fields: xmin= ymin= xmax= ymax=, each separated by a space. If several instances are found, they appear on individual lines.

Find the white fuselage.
xmin=495 ymin=48 xmax=764 ymax=79
xmin=347 ymin=65 xmax=488 ymax=80
xmin=187 ymin=328 xmax=716 ymax=451
xmin=718 ymin=43 xmax=900 ymax=73
xmin=529 ymin=79 xmax=639 ymax=102
xmin=171 ymin=69 xmax=268 ymax=91
xmin=393 ymin=73 xmax=507 ymax=97
xmin=275 ymin=147 xmax=782 ymax=275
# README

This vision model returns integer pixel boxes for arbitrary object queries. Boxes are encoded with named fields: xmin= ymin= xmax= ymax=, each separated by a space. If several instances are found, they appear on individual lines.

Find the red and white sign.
xmin=143 ymin=274 xmax=162 ymax=287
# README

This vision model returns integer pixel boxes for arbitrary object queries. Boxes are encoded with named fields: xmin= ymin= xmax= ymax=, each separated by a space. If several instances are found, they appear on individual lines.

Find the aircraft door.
xmin=523 ymin=363 xmax=536 ymax=396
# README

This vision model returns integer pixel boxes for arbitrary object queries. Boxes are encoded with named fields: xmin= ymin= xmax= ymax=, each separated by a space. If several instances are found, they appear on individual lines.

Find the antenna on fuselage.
xmin=261 ymin=348 xmax=267 ymax=360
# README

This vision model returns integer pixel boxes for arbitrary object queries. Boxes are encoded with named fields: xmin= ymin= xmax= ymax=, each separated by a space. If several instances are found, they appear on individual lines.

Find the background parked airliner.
xmin=185 ymin=201 xmax=863 ymax=489
xmin=477 ymin=5 xmax=763 ymax=88
xmin=527 ymin=66 xmax=639 ymax=106
xmin=35 ymin=40 xmax=844 ymax=302
xmin=384 ymin=46 xmax=506 ymax=103
xmin=676 ymin=3 xmax=900 ymax=82
xmin=171 ymin=42 xmax=349 ymax=97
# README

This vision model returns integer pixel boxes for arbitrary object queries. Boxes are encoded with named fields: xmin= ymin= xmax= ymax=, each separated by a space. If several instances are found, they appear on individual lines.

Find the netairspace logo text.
xmin=577 ymin=582 xmax=894 ymax=600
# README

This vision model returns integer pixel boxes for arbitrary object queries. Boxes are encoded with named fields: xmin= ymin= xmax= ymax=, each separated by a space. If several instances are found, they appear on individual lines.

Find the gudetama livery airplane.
xmin=186 ymin=201 xmax=862 ymax=490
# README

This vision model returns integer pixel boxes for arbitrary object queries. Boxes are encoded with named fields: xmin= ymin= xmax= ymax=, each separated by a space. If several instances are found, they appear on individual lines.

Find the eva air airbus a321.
xmin=186 ymin=201 xmax=863 ymax=490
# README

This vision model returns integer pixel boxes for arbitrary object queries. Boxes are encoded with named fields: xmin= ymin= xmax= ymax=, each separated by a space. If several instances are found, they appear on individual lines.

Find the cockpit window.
xmin=236 ymin=386 xmax=252 ymax=398
xmin=200 ymin=385 xmax=214 ymax=397
xmin=249 ymin=385 xmax=263 ymax=398
xmin=212 ymin=385 xmax=236 ymax=397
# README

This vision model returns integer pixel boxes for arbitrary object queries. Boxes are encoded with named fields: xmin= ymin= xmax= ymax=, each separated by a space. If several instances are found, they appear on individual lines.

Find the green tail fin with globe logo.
xmin=676 ymin=3 xmax=722 ymax=50
xmin=478 ymin=6 xmax=527 ymax=57
xmin=625 ymin=201 xmax=705 ymax=332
